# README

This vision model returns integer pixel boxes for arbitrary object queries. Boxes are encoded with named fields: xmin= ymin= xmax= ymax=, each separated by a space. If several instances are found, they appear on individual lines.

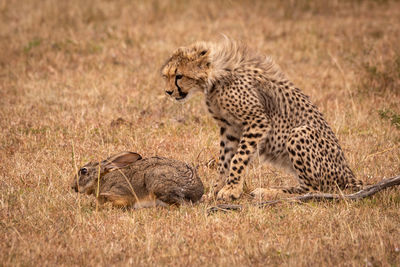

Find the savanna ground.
xmin=1 ymin=0 xmax=400 ymax=266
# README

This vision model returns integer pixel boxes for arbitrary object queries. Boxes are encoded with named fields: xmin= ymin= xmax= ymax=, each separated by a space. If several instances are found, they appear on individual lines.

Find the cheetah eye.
xmin=79 ymin=167 xmax=88 ymax=175
xmin=176 ymin=74 xmax=183 ymax=80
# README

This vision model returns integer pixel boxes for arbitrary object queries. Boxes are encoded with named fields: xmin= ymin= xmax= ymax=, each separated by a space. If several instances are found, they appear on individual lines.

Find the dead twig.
xmin=207 ymin=175 xmax=400 ymax=214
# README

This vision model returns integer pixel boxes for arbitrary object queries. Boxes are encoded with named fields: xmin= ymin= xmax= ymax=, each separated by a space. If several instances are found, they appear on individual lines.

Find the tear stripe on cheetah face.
xmin=161 ymin=38 xmax=363 ymax=201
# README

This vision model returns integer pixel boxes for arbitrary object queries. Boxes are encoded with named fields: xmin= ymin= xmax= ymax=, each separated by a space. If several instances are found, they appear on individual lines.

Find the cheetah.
xmin=161 ymin=39 xmax=363 ymax=201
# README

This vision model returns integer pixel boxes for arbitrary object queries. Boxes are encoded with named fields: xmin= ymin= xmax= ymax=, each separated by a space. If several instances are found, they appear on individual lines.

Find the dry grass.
xmin=1 ymin=0 xmax=400 ymax=266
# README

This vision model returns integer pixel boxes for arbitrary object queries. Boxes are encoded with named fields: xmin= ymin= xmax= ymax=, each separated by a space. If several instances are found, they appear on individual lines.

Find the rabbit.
xmin=71 ymin=151 xmax=204 ymax=208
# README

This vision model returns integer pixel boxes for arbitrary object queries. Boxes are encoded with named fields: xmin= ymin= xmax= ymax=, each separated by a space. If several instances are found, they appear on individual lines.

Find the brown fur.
xmin=71 ymin=152 xmax=204 ymax=208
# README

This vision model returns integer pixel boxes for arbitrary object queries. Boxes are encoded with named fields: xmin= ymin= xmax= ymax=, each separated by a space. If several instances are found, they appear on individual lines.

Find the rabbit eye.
xmin=79 ymin=167 xmax=88 ymax=175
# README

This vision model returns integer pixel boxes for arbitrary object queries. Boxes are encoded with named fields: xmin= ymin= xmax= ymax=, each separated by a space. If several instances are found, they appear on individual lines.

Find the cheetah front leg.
xmin=212 ymin=126 xmax=240 ymax=196
xmin=217 ymin=120 xmax=271 ymax=201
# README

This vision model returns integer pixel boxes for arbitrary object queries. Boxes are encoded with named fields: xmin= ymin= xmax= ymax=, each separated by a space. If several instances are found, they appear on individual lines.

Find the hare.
xmin=71 ymin=152 xmax=204 ymax=208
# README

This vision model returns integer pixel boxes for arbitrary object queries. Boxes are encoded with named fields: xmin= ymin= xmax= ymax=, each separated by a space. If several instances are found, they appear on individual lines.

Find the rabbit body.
xmin=72 ymin=152 xmax=204 ymax=208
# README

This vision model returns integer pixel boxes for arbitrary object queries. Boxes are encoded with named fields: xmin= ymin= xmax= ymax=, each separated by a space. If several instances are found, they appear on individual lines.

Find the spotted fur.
xmin=161 ymin=39 xmax=363 ymax=201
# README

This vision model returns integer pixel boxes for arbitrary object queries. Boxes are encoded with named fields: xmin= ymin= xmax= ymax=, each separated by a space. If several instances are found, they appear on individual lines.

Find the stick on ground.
xmin=207 ymin=175 xmax=400 ymax=214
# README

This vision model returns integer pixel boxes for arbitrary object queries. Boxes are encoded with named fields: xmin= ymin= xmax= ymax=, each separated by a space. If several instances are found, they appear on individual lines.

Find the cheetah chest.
xmin=205 ymin=95 xmax=242 ymax=130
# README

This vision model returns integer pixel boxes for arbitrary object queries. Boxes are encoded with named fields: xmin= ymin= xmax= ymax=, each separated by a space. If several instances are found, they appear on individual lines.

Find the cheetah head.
xmin=161 ymin=42 xmax=211 ymax=101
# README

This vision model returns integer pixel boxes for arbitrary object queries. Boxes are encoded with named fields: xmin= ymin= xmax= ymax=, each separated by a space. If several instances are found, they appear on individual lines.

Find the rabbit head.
xmin=71 ymin=151 xmax=142 ymax=195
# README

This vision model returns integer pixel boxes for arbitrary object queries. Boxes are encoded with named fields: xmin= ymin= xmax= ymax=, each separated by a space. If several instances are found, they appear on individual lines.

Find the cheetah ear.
xmin=102 ymin=151 xmax=142 ymax=172
xmin=197 ymin=50 xmax=210 ymax=68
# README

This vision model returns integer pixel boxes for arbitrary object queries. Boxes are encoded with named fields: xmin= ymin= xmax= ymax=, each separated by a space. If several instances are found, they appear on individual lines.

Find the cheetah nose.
xmin=166 ymin=90 xmax=173 ymax=95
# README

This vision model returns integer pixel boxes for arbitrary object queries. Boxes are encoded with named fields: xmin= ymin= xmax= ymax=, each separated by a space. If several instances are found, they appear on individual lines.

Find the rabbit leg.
xmin=133 ymin=199 xmax=169 ymax=209
xmin=133 ymin=193 xmax=169 ymax=209
xmin=99 ymin=192 xmax=134 ymax=207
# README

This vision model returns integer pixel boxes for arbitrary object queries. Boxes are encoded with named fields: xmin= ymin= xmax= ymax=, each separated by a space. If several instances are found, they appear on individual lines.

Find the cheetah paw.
xmin=217 ymin=185 xmax=242 ymax=201
xmin=206 ymin=180 xmax=226 ymax=199
xmin=250 ymin=188 xmax=282 ymax=200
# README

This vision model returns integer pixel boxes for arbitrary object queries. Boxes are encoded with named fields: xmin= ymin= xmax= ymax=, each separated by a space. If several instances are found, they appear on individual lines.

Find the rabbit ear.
xmin=103 ymin=152 xmax=142 ymax=172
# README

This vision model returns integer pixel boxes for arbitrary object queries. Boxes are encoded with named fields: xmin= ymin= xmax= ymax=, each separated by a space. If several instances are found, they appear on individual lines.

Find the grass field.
xmin=1 ymin=0 xmax=400 ymax=265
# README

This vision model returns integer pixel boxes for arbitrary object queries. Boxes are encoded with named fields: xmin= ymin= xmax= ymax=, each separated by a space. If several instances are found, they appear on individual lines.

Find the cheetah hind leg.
xmin=250 ymin=188 xmax=283 ymax=201
xmin=250 ymin=185 xmax=310 ymax=201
